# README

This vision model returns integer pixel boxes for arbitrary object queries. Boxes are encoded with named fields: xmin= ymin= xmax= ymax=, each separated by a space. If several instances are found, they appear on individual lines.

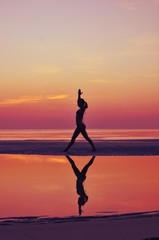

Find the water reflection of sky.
xmin=0 ymin=155 xmax=159 ymax=218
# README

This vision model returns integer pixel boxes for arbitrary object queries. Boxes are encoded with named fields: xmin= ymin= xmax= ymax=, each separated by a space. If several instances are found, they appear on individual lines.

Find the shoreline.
xmin=0 ymin=139 xmax=159 ymax=155
xmin=1 ymin=210 xmax=159 ymax=224
xmin=0 ymin=211 xmax=159 ymax=240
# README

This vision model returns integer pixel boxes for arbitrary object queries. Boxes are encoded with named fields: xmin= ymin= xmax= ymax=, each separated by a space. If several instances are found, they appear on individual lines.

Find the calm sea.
xmin=0 ymin=129 xmax=159 ymax=140
xmin=1 ymin=155 xmax=159 ymax=217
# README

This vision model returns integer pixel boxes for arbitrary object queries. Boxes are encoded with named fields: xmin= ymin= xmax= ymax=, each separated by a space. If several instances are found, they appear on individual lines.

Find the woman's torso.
xmin=76 ymin=176 xmax=86 ymax=196
xmin=76 ymin=108 xmax=85 ymax=127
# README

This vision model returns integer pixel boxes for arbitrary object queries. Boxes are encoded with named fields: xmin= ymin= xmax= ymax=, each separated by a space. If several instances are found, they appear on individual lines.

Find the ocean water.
xmin=0 ymin=129 xmax=159 ymax=140
xmin=0 ymin=130 xmax=159 ymax=217
xmin=0 ymin=155 xmax=159 ymax=218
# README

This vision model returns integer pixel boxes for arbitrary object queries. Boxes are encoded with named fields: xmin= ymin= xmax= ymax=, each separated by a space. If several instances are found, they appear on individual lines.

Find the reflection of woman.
xmin=63 ymin=89 xmax=96 ymax=152
xmin=66 ymin=155 xmax=95 ymax=215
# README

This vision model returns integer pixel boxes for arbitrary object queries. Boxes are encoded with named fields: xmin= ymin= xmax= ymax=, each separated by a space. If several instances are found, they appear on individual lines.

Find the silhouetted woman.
xmin=66 ymin=155 xmax=95 ymax=215
xmin=64 ymin=89 xmax=96 ymax=152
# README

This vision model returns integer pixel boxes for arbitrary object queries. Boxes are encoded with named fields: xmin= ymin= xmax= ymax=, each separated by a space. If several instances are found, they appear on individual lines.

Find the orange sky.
xmin=0 ymin=0 xmax=159 ymax=129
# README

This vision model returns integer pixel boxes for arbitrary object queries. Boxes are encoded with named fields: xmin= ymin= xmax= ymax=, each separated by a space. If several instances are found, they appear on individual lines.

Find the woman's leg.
xmin=63 ymin=127 xmax=80 ymax=151
xmin=81 ymin=128 xmax=96 ymax=151
xmin=81 ymin=156 xmax=95 ymax=176
xmin=66 ymin=156 xmax=81 ymax=178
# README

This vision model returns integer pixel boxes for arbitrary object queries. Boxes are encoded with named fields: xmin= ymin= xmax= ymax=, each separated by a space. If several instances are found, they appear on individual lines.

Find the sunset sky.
xmin=0 ymin=0 xmax=159 ymax=129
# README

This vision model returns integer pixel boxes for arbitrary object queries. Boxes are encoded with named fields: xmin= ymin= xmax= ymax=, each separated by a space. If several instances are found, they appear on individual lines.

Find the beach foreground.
xmin=0 ymin=212 xmax=159 ymax=240
xmin=0 ymin=140 xmax=159 ymax=155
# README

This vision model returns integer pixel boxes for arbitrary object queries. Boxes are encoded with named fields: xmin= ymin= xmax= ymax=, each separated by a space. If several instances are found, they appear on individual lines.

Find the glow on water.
xmin=0 ymin=129 xmax=159 ymax=140
xmin=0 ymin=155 xmax=159 ymax=218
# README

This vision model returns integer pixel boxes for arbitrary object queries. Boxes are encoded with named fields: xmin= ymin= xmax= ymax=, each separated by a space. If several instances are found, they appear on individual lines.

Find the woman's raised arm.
xmin=77 ymin=89 xmax=83 ymax=105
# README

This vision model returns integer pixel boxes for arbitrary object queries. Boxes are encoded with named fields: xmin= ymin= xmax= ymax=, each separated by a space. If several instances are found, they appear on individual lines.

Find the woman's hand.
xmin=78 ymin=89 xmax=83 ymax=95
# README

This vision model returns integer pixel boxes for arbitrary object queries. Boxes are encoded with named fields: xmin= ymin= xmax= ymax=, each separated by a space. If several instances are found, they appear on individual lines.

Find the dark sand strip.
xmin=0 ymin=211 xmax=159 ymax=240
xmin=0 ymin=140 xmax=159 ymax=155
xmin=0 ymin=210 xmax=159 ymax=225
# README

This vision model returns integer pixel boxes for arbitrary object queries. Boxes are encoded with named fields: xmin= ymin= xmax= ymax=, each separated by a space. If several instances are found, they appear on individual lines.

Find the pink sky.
xmin=0 ymin=0 xmax=159 ymax=129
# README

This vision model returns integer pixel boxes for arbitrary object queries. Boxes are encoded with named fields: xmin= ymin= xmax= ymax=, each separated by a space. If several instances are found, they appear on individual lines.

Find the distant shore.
xmin=0 ymin=139 xmax=159 ymax=155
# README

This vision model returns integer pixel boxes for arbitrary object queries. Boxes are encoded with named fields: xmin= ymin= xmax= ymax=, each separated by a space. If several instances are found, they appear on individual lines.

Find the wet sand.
xmin=0 ymin=211 xmax=159 ymax=240
xmin=0 ymin=139 xmax=159 ymax=155
xmin=1 ymin=140 xmax=159 ymax=239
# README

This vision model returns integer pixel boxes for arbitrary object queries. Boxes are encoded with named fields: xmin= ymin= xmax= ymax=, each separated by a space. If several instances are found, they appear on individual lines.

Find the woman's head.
xmin=78 ymin=196 xmax=88 ymax=215
xmin=78 ymin=196 xmax=88 ymax=206
xmin=78 ymin=98 xmax=88 ymax=109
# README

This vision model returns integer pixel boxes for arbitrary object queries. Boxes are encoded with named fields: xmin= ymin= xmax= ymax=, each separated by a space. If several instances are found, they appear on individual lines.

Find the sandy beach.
xmin=0 ymin=211 xmax=159 ymax=240
xmin=0 ymin=139 xmax=159 ymax=155
xmin=1 ymin=140 xmax=159 ymax=240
